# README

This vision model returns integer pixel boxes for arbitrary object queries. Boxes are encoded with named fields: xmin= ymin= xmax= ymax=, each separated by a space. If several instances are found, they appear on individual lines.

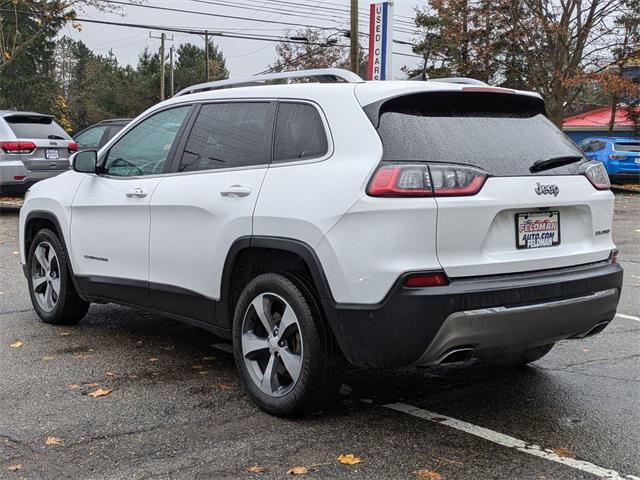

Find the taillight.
xmin=0 ymin=141 xmax=36 ymax=154
xmin=404 ymin=272 xmax=449 ymax=288
xmin=68 ymin=142 xmax=78 ymax=153
xmin=582 ymin=161 xmax=610 ymax=190
xmin=367 ymin=162 xmax=488 ymax=197
xmin=608 ymin=154 xmax=627 ymax=160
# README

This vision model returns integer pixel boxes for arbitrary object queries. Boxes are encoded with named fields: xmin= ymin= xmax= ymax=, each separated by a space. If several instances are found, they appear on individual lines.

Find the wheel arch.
xmin=217 ymin=236 xmax=335 ymax=330
xmin=23 ymin=211 xmax=86 ymax=299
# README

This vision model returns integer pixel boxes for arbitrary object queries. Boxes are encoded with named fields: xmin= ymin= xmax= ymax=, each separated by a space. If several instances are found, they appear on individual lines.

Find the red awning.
xmin=563 ymin=106 xmax=640 ymax=129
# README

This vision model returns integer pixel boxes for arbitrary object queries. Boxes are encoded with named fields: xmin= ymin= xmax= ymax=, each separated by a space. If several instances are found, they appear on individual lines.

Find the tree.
xmin=173 ymin=41 xmax=228 ymax=94
xmin=0 ymin=0 xmax=116 ymax=72
xmin=410 ymin=0 xmax=640 ymax=126
xmin=271 ymin=29 xmax=368 ymax=78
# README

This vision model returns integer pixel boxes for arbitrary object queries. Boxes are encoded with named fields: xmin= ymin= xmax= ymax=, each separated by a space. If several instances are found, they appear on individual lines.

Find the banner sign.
xmin=367 ymin=1 xmax=394 ymax=80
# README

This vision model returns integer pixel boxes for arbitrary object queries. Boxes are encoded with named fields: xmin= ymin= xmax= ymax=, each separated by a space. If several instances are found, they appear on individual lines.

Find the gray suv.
xmin=0 ymin=111 xmax=76 ymax=195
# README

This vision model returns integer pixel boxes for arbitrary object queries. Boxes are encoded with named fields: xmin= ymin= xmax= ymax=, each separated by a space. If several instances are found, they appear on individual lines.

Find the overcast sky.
xmin=61 ymin=0 xmax=423 ymax=78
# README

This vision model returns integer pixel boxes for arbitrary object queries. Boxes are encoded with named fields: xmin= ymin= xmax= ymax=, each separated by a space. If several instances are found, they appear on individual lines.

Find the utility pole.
xmin=149 ymin=32 xmax=173 ymax=101
xmin=169 ymin=45 xmax=175 ymax=97
xmin=350 ymin=0 xmax=359 ymax=74
xmin=204 ymin=31 xmax=210 ymax=81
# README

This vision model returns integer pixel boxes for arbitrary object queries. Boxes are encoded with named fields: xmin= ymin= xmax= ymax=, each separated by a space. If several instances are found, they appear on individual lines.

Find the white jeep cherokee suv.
xmin=19 ymin=69 xmax=623 ymax=416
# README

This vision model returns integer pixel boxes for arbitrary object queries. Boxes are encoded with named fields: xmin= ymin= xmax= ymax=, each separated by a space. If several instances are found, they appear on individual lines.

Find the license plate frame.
xmin=515 ymin=211 xmax=561 ymax=250
xmin=634 ymin=158 xmax=640 ymax=164
xmin=45 ymin=148 xmax=59 ymax=160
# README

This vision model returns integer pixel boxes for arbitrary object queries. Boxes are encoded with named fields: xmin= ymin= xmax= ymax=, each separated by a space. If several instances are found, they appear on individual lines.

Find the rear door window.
xmin=75 ymin=125 xmax=108 ymax=149
xmin=614 ymin=142 xmax=640 ymax=152
xmin=370 ymin=92 xmax=586 ymax=176
xmin=5 ymin=115 xmax=69 ymax=140
xmin=178 ymin=102 xmax=276 ymax=172
xmin=274 ymin=102 xmax=328 ymax=162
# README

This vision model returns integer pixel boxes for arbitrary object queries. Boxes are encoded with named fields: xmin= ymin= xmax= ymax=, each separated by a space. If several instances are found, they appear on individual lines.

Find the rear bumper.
xmin=323 ymin=261 xmax=623 ymax=368
xmin=0 ymin=161 xmax=66 ymax=194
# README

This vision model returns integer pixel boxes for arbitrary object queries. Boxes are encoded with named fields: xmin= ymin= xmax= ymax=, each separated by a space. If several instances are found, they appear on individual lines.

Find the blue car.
xmin=578 ymin=137 xmax=640 ymax=183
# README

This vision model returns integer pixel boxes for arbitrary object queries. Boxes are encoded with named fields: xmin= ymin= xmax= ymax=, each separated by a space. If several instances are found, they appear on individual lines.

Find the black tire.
xmin=26 ymin=228 xmax=90 ymax=325
xmin=232 ymin=272 xmax=343 ymax=416
xmin=483 ymin=343 xmax=554 ymax=368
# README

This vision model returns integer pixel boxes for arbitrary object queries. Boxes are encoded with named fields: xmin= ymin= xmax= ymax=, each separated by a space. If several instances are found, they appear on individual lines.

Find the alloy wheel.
xmin=241 ymin=293 xmax=304 ymax=397
xmin=31 ymin=242 xmax=61 ymax=313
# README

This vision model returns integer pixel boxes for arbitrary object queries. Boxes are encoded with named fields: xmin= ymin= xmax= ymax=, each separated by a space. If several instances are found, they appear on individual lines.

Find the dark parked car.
xmin=74 ymin=118 xmax=132 ymax=150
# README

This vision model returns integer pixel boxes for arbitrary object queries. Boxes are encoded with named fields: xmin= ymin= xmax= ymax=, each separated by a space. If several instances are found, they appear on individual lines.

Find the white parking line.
xmin=616 ymin=313 xmax=640 ymax=323
xmin=385 ymin=402 xmax=640 ymax=480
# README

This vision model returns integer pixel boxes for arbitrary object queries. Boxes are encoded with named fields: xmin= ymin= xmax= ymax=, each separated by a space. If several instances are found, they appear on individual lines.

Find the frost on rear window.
xmin=372 ymin=92 xmax=585 ymax=176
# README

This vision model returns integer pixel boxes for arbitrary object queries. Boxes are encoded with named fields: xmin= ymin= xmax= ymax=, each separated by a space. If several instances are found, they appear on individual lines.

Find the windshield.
xmin=371 ymin=92 xmax=585 ymax=176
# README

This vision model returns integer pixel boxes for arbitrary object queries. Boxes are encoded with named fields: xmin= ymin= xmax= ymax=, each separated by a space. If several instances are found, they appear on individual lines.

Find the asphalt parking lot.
xmin=1 ymin=194 xmax=639 ymax=480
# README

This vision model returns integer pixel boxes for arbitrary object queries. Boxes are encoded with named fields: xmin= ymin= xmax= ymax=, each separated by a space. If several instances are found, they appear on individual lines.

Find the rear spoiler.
xmin=362 ymin=90 xmax=546 ymax=129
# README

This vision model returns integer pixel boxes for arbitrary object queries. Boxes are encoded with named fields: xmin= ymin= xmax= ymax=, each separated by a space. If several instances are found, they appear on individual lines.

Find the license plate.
xmin=516 ymin=211 xmax=561 ymax=249
xmin=635 ymin=158 xmax=640 ymax=164
xmin=45 ymin=149 xmax=59 ymax=159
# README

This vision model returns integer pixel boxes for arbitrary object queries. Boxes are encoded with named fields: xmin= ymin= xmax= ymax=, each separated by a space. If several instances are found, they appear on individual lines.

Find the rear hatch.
xmin=368 ymin=90 xmax=615 ymax=278
xmin=3 ymin=114 xmax=74 ymax=171
xmin=612 ymin=141 xmax=640 ymax=172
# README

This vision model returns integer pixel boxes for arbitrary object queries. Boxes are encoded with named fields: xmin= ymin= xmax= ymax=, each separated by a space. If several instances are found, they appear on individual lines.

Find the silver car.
xmin=0 ymin=110 xmax=76 ymax=195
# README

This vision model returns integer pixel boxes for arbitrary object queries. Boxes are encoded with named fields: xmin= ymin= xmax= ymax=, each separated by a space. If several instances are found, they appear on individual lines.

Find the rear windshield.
xmin=4 ymin=115 xmax=69 ymax=140
xmin=614 ymin=142 xmax=640 ymax=152
xmin=369 ymin=92 xmax=585 ymax=176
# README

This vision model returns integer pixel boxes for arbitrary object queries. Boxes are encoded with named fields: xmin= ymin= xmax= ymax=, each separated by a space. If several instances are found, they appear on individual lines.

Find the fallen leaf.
xmin=634 ymin=229 xmax=640 ymax=233
xmin=247 ymin=465 xmax=266 ymax=473
xmin=7 ymin=464 xmax=22 ymax=472
xmin=59 ymin=332 xmax=72 ymax=337
xmin=415 ymin=470 xmax=442 ymax=480
xmin=84 ymin=383 xmax=99 ymax=388
xmin=161 ymin=345 xmax=174 ymax=351
xmin=202 ymin=356 xmax=217 ymax=361
xmin=12 ymin=251 xmax=18 ymax=255
xmin=338 ymin=454 xmax=362 ymax=465
xmin=43 ymin=356 xmax=56 ymax=361
xmin=287 ymin=466 xmax=309 ymax=475
xmin=191 ymin=365 xmax=204 ymax=370
xmin=9 ymin=341 xmax=23 ymax=348
xmin=581 ymin=349 xmax=590 ymax=353
xmin=88 ymin=388 xmax=112 ymax=398
xmin=198 ymin=370 xmax=209 ymax=375
xmin=74 ymin=353 xmax=93 ymax=360
xmin=553 ymin=447 xmax=576 ymax=459
xmin=46 ymin=436 xmax=63 ymax=446
xmin=68 ymin=384 xmax=81 ymax=390
xmin=216 ymin=383 xmax=233 ymax=391
xmin=128 ymin=374 xmax=138 ymax=379
xmin=148 ymin=358 xmax=159 ymax=362
xmin=106 ymin=372 xmax=117 ymax=378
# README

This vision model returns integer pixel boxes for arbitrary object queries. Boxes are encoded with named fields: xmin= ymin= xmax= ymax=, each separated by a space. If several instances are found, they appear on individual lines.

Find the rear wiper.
xmin=48 ymin=135 xmax=65 ymax=140
xmin=530 ymin=155 xmax=583 ymax=173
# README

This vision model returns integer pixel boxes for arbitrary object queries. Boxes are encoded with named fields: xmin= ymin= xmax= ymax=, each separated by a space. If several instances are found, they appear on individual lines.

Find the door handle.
xmin=220 ymin=185 xmax=252 ymax=198
xmin=126 ymin=187 xmax=148 ymax=198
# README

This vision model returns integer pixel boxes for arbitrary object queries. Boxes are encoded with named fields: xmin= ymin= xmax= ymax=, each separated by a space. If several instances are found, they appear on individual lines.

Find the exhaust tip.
xmin=583 ymin=321 xmax=610 ymax=338
xmin=437 ymin=347 xmax=476 ymax=365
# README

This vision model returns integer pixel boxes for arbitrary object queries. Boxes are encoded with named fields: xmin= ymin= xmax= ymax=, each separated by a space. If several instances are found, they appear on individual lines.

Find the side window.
xmin=178 ymin=102 xmax=275 ymax=172
xmin=592 ymin=141 xmax=607 ymax=151
xmin=75 ymin=125 xmax=108 ymax=150
xmin=274 ymin=102 xmax=328 ymax=162
xmin=104 ymin=106 xmax=191 ymax=177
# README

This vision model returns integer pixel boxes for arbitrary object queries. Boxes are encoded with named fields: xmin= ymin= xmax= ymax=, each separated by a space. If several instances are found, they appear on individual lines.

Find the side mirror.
xmin=72 ymin=150 xmax=98 ymax=174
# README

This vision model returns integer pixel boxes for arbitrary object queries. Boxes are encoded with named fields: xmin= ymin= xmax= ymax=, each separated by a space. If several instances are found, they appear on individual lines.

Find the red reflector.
xmin=1 ymin=141 xmax=36 ymax=154
xmin=404 ymin=273 xmax=448 ymax=288
xmin=13 ymin=176 xmax=26 ymax=181
xmin=68 ymin=141 xmax=78 ymax=153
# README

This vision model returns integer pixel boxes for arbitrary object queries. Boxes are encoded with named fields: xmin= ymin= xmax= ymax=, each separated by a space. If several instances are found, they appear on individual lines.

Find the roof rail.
xmin=429 ymin=77 xmax=489 ymax=86
xmin=175 ymin=68 xmax=364 ymax=97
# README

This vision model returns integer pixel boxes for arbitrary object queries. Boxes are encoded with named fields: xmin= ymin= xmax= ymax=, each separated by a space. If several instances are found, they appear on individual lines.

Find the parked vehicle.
xmin=0 ymin=111 xmax=76 ymax=195
xmin=578 ymin=137 xmax=640 ymax=182
xmin=19 ymin=69 xmax=623 ymax=416
xmin=74 ymin=118 xmax=132 ymax=151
